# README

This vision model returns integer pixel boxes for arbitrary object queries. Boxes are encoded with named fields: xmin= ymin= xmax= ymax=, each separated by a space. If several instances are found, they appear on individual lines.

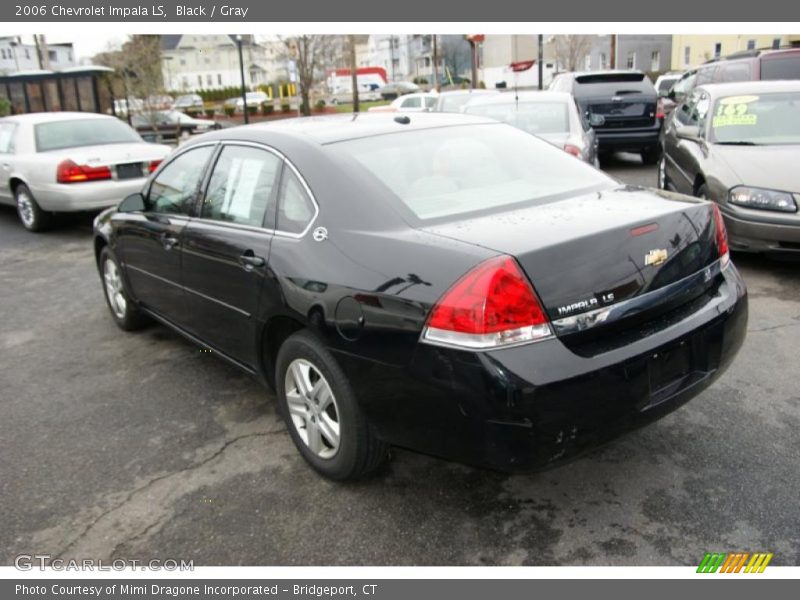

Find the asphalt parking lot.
xmin=1 ymin=153 xmax=798 ymax=566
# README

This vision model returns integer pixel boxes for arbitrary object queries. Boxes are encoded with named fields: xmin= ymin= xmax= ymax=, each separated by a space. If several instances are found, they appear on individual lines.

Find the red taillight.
xmin=563 ymin=144 xmax=582 ymax=158
xmin=422 ymin=255 xmax=552 ymax=349
xmin=56 ymin=159 xmax=112 ymax=184
xmin=711 ymin=203 xmax=730 ymax=267
xmin=149 ymin=159 xmax=162 ymax=173
xmin=656 ymin=112 xmax=666 ymax=119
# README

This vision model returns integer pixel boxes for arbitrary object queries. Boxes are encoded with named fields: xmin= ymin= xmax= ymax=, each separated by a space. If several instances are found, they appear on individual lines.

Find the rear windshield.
xmin=761 ymin=55 xmax=800 ymax=80
xmin=464 ymin=101 xmax=570 ymax=135
xmin=574 ymin=73 xmax=655 ymax=97
xmin=333 ymin=123 xmax=612 ymax=222
xmin=35 ymin=118 xmax=142 ymax=152
xmin=657 ymin=77 xmax=679 ymax=93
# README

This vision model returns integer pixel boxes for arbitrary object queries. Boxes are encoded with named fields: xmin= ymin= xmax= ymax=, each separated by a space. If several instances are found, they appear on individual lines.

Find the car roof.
xmin=569 ymin=69 xmax=646 ymax=78
xmin=438 ymin=89 xmax=498 ymax=96
xmin=0 ymin=112 xmax=115 ymax=125
xmin=698 ymin=80 xmax=800 ymax=97
xmin=464 ymin=91 xmax=573 ymax=107
xmin=192 ymin=112 xmax=497 ymax=146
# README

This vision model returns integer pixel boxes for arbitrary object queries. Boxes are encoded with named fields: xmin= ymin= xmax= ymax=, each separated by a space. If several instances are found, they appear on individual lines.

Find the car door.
xmin=180 ymin=143 xmax=282 ymax=367
xmin=663 ymin=91 xmax=700 ymax=193
xmin=669 ymin=90 xmax=711 ymax=195
xmin=0 ymin=122 xmax=18 ymax=204
xmin=115 ymin=144 xmax=216 ymax=325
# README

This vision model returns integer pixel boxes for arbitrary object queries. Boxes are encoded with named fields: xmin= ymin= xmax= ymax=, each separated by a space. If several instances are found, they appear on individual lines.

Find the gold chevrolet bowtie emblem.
xmin=644 ymin=248 xmax=668 ymax=266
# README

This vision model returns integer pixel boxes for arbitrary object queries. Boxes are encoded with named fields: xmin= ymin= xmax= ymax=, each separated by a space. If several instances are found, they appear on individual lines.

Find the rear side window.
xmin=276 ymin=168 xmax=316 ymax=234
xmin=147 ymin=146 xmax=214 ymax=216
xmin=718 ymin=62 xmax=752 ymax=82
xmin=761 ymin=56 xmax=800 ymax=80
xmin=202 ymin=145 xmax=281 ymax=227
xmin=34 ymin=118 xmax=142 ymax=152
xmin=0 ymin=123 xmax=16 ymax=153
xmin=401 ymin=97 xmax=422 ymax=109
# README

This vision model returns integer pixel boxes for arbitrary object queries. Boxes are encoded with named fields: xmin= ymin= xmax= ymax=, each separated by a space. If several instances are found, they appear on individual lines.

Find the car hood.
xmin=713 ymin=145 xmax=800 ymax=192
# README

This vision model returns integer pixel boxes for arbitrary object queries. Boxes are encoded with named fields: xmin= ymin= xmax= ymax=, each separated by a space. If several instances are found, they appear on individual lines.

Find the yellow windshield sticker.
xmin=718 ymin=95 xmax=759 ymax=105
xmin=713 ymin=100 xmax=757 ymax=127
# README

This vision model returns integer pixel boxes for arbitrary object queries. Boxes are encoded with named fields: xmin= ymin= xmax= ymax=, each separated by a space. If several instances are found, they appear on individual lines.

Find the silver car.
xmin=462 ymin=91 xmax=600 ymax=166
xmin=0 ymin=112 xmax=170 ymax=232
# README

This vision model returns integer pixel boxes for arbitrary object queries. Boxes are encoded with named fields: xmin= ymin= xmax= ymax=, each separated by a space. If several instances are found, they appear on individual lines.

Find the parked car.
xmin=550 ymin=70 xmax=661 ymax=163
xmin=667 ymin=47 xmax=800 ymax=109
xmin=0 ymin=112 xmax=170 ymax=232
xmin=377 ymin=81 xmax=420 ymax=100
xmin=462 ymin=91 xmax=600 ymax=165
xmin=367 ymin=93 xmax=437 ymax=112
xmin=132 ymin=110 xmax=221 ymax=142
xmin=328 ymin=85 xmax=382 ymax=105
xmin=432 ymin=89 xmax=499 ymax=113
xmin=659 ymin=80 xmax=800 ymax=254
xmin=172 ymin=94 xmax=204 ymax=111
xmin=93 ymin=112 xmax=746 ymax=480
xmin=225 ymin=92 xmax=270 ymax=112
xmin=654 ymin=72 xmax=684 ymax=120
xmin=112 ymin=97 xmax=144 ymax=118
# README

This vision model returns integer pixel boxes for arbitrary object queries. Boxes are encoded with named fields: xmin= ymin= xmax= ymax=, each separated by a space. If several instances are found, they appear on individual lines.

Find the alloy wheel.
xmin=284 ymin=358 xmax=341 ymax=459
xmin=103 ymin=258 xmax=127 ymax=319
xmin=16 ymin=190 xmax=35 ymax=228
xmin=658 ymin=157 xmax=666 ymax=189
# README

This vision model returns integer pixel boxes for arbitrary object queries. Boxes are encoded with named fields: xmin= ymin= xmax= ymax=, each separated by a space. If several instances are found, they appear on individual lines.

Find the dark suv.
xmin=668 ymin=47 xmax=800 ymax=107
xmin=550 ymin=70 xmax=660 ymax=163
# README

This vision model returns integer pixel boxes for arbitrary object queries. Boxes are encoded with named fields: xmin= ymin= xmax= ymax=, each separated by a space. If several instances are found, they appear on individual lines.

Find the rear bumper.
xmin=721 ymin=205 xmax=800 ymax=253
xmin=596 ymin=126 xmax=661 ymax=152
xmin=29 ymin=178 xmax=148 ymax=212
xmin=337 ymin=263 xmax=747 ymax=471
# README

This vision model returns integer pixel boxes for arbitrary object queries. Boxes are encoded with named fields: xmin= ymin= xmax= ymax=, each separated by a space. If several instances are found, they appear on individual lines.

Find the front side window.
xmin=147 ymin=146 xmax=215 ymax=215
xmin=334 ymin=123 xmax=612 ymax=222
xmin=202 ymin=145 xmax=281 ymax=227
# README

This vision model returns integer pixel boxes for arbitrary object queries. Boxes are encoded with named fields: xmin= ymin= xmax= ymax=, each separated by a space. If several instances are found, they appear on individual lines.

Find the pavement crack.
xmin=748 ymin=320 xmax=800 ymax=333
xmin=53 ymin=429 xmax=284 ymax=560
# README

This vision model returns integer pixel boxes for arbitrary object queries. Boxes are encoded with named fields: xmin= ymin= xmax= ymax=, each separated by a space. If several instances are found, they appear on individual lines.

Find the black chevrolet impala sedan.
xmin=93 ymin=113 xmax=747 ymax=480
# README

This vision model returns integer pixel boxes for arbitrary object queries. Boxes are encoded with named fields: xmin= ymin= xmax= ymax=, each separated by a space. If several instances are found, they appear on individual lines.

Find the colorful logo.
xmin=697 ymin=552 xmax=773 ymax=573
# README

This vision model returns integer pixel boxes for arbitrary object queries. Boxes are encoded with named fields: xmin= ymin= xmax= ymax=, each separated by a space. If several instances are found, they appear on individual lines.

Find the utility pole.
xmin=538 ymin=34 xmax=543 ymax=90
xmin=610 ymin=34 xmax=616 ymax=69
xmin=349 ymin=35 xmax=359 ymax=113
xmin=389 ymin=36 xmax=396 ymax=82
xmin=432 ymin=34 xmax=439 ymax=92
xmin=236 ymin=35 xmax=248 ymax=124
xmin=34 ymin=34 xmax=51 ymax=70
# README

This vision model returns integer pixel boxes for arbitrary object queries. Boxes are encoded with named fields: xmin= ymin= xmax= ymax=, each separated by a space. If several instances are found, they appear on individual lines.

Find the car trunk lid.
xmin=421 ymin=187 xmax=724 ymax=348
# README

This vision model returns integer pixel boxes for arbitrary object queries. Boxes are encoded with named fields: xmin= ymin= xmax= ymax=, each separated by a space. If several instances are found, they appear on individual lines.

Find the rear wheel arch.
xmin=260 ymin=315 xmax=305 ymax=389
xmin=94 ymin=236 xmax=108 ymax=267
xmin=9 ymin=177 xmax=26 ymax=193
xmin=693 ymin=175 xmax=707 ymax=197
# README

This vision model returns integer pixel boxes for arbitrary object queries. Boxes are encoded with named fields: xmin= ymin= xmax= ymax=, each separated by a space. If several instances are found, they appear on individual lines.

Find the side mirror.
xmin=119 ymin=192 xmax=145 ymax=213
xmin=676 ymin=124 xmax=701 ymax=142
xmin=588 ymin=113 xmax=605 ymax=127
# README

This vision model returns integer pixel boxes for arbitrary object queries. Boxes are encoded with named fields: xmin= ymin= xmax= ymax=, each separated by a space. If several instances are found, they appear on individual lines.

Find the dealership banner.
xmin=4 ymin=579 xmax=799 ymax=598
xmin=2 ymin=0 xmax=794 ymax=22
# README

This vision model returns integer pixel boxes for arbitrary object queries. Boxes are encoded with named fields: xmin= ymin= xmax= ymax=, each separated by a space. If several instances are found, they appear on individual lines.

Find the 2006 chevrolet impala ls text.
xmin=92 ymin=113 xmax=747 ymax=480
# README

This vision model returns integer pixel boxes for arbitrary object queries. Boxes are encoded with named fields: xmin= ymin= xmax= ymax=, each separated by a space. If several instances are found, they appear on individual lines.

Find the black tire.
xmin=697 ymin=183 xmax=709 ymax=200
xmin=14 ymin=183 xmax=51 ymax=232
xmin=657 ymin=154 xmax=670 ymax=190
xmin=98 ymin=246 xmax=148 ymax=331
xmin=641 ymin=146 xmax=659 ymax=165
xmin=275 ymin=330 xmax=388 ymax=480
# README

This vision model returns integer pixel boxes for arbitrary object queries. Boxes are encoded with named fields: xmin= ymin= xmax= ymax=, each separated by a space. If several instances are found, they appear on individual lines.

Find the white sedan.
xmin=367 ymin=93 xmax=438 ymax=113
xmin=0 ymin=112 xmax=170 ymax=232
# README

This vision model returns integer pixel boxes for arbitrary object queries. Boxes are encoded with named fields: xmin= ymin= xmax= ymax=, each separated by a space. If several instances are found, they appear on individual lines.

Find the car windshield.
xmin=657 ymin=78 xmax=678 ymax=93
xmin=440 ymin=95 xmax=473 ymax=112
xmin=333 ymin=123 xmax=612 ymax=221
xmin=464 ymin=102 xmax=570 ymax=135
xmin=710 ymin=91 xmax=800 ymax=145
xmin=35 ymin=119 xmax=142 ymax=151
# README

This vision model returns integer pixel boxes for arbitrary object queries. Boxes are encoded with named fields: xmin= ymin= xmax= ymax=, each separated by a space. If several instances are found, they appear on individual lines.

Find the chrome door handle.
xmin=161 ymin=234 xmax=179 ymax=250
xmin=239 ymin=252 xmax=265 ymax=270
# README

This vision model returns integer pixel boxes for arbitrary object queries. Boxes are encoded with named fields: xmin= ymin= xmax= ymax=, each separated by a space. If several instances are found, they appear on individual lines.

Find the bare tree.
xmin=95 ymin=35 xmax=165 ymax=130
xmin=554 ymin=35 xmax=594 ymax=71
xmin=439 ymin=35 xmax=471 ymax=84
xmin=349 ymin=35 xmax=359 ymax=113
xmin=282 ymin=35 xmax=335 ymax=117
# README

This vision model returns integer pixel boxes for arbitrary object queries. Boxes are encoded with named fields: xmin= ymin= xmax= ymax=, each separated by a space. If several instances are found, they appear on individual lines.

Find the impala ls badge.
xmin=644 ymin=248 xmax=668 ymax=267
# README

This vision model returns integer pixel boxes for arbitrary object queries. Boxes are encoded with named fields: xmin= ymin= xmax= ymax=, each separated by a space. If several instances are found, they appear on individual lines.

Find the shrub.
xmin=281 ymin=103 xmax=291 ymax=113
xmin=204 ymin=108 xmax=216 ymax=118
xmin=314 ymin=99 xmax=326 ymax=112
xmin=412 ymin=76 xmax=428 ymax=85
xmin=223 ymin=106 xmax=235 ymax=117
xmin=262 ymin=104 xmax=275 ymax=115
xmin=247 ymin=105 xmax=259 ymax=116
